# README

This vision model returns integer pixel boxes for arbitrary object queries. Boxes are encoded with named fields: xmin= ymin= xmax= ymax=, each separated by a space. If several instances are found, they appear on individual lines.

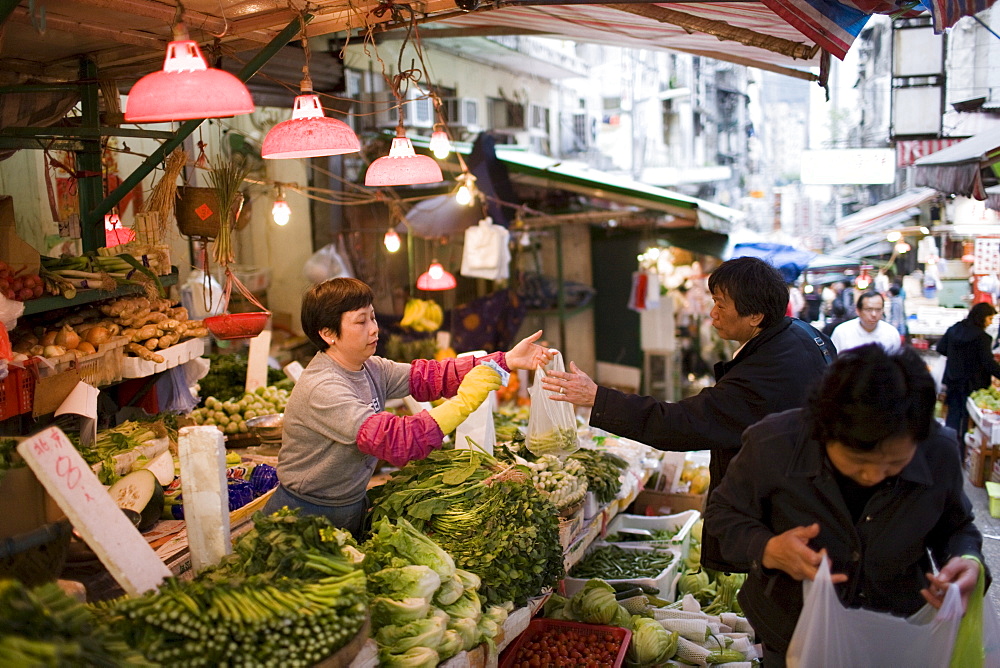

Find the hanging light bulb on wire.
xmin=429 ymin=124 xmax=452 ymax=160
xmin=454 ymin=172 xmax=477 ymax=206
xmin=272 ymin=185 xmax=291 ymax=226
xmin=384 ymin=228 xmax=401 ymax=253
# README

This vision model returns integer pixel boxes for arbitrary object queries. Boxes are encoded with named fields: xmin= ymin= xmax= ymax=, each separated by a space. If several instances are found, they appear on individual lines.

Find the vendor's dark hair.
xmin=969 ymin=302 xmax=997 ymax=328
xmin=707 ymin=256 xmax=787 ymax=329
xmin=807 ymin=344 xmax=935 ymax=451
xmin=301 ymin=277 xmax=374 ymax=351
xmin=856 ymin=290 xmax=883 ymax=310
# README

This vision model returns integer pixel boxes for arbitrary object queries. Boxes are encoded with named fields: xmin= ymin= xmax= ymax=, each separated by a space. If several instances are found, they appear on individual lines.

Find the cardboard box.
xmin=0 ymin=196 xmax=41 ymax=275
xmin=630 ymin=490 xmax=706 ymax=516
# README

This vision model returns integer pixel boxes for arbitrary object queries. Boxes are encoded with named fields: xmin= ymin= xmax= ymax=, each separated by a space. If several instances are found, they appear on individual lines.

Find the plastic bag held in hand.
xmin=429 ymin=365 xmax=502 ymax=435
xmin=526 ymin=352 xmax=581 ymax=457
xmin=786 ymin=557 xmax=963 ymax=668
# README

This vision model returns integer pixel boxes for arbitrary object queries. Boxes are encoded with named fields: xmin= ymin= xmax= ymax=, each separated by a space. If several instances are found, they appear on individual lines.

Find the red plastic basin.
xmin=204 ymin=312 xmax=270 ymax=340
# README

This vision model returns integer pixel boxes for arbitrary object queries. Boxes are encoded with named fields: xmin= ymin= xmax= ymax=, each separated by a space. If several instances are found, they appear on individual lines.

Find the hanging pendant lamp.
xmin=416 ymin=260 xmax=456 ymax=291
xmin=365 ymin=133 xmax=444 ymax=186
xmin=125 ymin=23 xmax=254 ymax=123
xmin=262 ymin=68 xmax=361 ymax=159
xmin=429 ymin=126 xmax=452 ymax=159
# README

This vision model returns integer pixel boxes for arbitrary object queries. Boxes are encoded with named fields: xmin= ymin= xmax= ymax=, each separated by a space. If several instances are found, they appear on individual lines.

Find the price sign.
xmin=17 ymin=426 xmax=170 ymax=596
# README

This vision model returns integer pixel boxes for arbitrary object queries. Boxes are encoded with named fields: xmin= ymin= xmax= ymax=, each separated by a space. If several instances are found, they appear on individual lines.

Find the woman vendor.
xmin=264 ymin=277 xmax=554 ymax=539
xmin=705 ymin=344 xmax=986 ymax=666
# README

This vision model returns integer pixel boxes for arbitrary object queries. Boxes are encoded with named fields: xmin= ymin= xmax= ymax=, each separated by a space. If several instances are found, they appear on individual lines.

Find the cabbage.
xmin=441 ymin=589 xmax=482 ymax=623
xmin=374 ymin=614 xmax=447 ymax=653
xmin=369 ymin=565 xmax=442 ymax=601
xmin=483 ymin=604 xmax=509 ymax=626
xmin=447 ymin=616 xmax=481 ymax=651
xmin=543 ymin=593 xmax=572 ymax=620
xmin=678 ymin=568 xmax=711 ymax=598
xmin=434 ymin=573 xmax=465 ymax=606
xmin=627 ymin=616 xmax=679 ymax=667
xmin=438 ymin=629 xmax=464 ymax=660
xmin=368 ymin=518 xmax=456 ymax=580
xmin=478 ymin=615 xmax=500 ymax=640
xmin=371 ymin=597 xmax=432 ymax=628
xmin=570 ymin=579 xmax=619 ymax=625
xmin=455 ymin=568 xmax=482 ymax=592
xmin=379 ymin=646 xmax=440 ymax=668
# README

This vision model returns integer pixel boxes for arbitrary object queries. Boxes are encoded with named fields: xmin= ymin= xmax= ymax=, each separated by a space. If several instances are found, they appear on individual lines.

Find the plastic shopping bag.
xmin=786 ymin=557 xmax=963 ymax=668
xmin=455 ymin=392 xmax=496 ymax=456
xmin=525 ymin=352 xmax=580 ymax=457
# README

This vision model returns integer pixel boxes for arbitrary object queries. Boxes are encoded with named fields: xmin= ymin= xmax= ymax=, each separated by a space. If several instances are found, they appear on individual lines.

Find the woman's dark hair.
xmin=807 ymin=344 xmax=935 ymax=451
xmin=707 ymin=256 xmax=788 ymax=329
xmin=300 ymin=278 xmax=374 ymax=351
xmin=968 ymin=301 xmax=997 ymax=328
xmin=855 ymin=290 xmax=883 ymax=311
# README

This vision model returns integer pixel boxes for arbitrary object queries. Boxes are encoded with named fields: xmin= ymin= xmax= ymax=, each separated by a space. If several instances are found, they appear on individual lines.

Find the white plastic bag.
xmin=460 ymin=217 xmax=510 ymax=280
xmin=303 ymin=243 xmax=353 ymax=284
xmin=525 ymin=352 xmax=580 ymax=457
xmin=786 ymin=557 xmax=963 ymax=668
xmin=455 ymin=392 xmax=496 ymax=455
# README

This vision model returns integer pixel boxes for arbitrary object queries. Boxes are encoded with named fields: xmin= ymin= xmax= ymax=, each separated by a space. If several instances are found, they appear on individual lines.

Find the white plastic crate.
xmin=605 ymin=510 xmax=700 ymax=560
xmin=564 ymin=543 xmax=681 ymax=602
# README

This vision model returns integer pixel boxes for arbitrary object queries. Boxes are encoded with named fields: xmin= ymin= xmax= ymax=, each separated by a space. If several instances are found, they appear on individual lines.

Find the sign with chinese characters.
xmin=17 ymin=426 xmax=170 ymax=596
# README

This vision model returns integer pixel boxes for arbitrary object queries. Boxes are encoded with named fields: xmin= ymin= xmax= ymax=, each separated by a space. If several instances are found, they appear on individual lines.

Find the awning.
xmin=728 ymin=242 xmax=816 ymax=281
xmin=493 ymin=147 xmax=743 ymax=233
xmin=986 ymin=185 xmax=1000 ymax=212
xmin=913 ymin=127 xmax=1000 ymax=200
xmin=833 ymin=235 xmax=894 ymax=259
xmin=835 ymin=188 xmax=937 ymax=242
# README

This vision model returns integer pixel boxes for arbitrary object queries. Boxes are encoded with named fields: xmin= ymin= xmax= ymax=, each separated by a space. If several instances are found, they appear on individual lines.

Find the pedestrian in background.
xmin=936 ymin=301 xmax=1000 ymax=456
xmin=886 ymin=284 xmax=907 ymax=337
xmin=830 ymin=291 xmax=901 ymax=353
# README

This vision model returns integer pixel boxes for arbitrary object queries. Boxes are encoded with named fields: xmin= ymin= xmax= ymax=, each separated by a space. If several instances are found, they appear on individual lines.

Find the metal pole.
xmin=77 ymin=59 xmax=105 ymax=252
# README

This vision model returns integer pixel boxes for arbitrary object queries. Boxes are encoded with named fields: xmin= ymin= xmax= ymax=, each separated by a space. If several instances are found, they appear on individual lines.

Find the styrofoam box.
xmin=564 ymin=544 xmax=681 ymax=602
xmin=605 ymin=510 xmax=700 ymax=561
xmin=122 ymin=336 xmax=206 ymax=378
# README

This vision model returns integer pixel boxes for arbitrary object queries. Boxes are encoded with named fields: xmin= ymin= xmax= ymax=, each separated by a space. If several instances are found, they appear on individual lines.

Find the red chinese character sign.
xmin=16 ymin=426 xmax=170 ymax=596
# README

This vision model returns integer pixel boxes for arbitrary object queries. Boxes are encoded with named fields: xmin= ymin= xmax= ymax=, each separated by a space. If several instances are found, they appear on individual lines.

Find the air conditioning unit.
xmin=359 ymin=89 xmax=435 ymax=129
xmin=442 ymin=97 xmax=481 ymax=130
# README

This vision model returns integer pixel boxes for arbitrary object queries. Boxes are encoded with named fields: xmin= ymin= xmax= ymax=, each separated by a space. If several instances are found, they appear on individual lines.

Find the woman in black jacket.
xmin=706 ymin=344 xmax=985 ymax=667
xmin=936 ymin=301 xmax=1000 ymax=455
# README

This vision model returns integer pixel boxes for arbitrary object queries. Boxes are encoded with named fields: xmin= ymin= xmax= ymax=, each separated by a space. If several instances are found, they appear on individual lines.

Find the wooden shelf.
xmin=21 ymin=268 xmax=178 ymax=316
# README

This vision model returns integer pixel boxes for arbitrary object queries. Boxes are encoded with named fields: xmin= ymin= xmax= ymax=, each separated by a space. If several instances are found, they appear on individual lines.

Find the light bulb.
xmin=429 ymin=263 xmax=444 ymax=280
xmin=455 ymin=184 xmax=473 ymax=206
xmin=886 ymin=231 xmax=902 ymax=243
xmin=803 ymin=284 xmax=814 ymax=294
xmin=429 ymin=129 xmax=451 ymax=159
xmin=272 ymin=199 xmax=291 ymax=226
xmin=895 ymin=241 xmax=911 ymax=254
xmin=384 ymin=229 xmax=401 ymax=253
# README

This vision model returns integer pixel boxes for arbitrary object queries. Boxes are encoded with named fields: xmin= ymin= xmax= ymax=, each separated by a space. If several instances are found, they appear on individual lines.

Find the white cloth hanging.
xmin=460 ymin=217 xmax=510 ymax=280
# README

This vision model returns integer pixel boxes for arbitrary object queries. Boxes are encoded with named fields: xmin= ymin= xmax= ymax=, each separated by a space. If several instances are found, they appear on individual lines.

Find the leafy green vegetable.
xmin=438 ymin=629 xmax=464 ymax=661
xmin=434 ymin=574 xmax=465 ymax=607
xmin=363 ymin=517 xmax=456 ymax=582
xmin=447 ymin=617 xmax=480 ymax=651
xmin=374 ymin=613 xmax=448 ymax=653
xmin=379 ymin=646 xmax=439 ymax=668
xmin=198 ymin=353 xmax=288 ymax=404
xmin=368 ymin=565 xmax=441 ymax=601
xmin=569 ymin=580 xmax=620 ymax=625
xmin=455 ymin=568 xmax=481 ymax=592
xmin=628 ymin=615 xmax=679 ymax=666
xmin=440 ymin=589 xmax=482 ymax=623
xmin=371 ymin=597 xmax=432 ymax=628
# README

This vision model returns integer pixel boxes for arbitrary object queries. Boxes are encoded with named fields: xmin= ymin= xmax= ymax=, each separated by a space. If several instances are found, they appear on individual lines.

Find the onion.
xmin=77 ymin=341 xmax=97 ymax=355
xmin=54 ymin=325 xmax=80 ymax=350
xmin=29 ymin=345 xmax=44 ymax=357
xmin=41 ymin=330 xmax=58 ymax=346
xmin=84 ymin=325 xmax=111 ymax=346
xmin=43 ymin=345 xmax=67 ymax=358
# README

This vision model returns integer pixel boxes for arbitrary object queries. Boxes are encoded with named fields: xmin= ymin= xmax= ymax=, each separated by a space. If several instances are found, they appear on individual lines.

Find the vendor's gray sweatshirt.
xmin=276 ymin=351 xmax=411 ymax=506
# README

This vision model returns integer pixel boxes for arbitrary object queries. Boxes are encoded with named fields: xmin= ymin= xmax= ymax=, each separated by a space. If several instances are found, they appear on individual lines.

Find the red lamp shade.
xmin=365 ymin=137 xmax=444 ymax=186
xmin=416 ymin=261 xmax=456 ymax=291
xmin=104 ymin=214 xmax=136 ymax=247
xmin=124 ymin=39 xmax=254 ymax=122
xmin=262 ymin=94 xmax=361 ymax=159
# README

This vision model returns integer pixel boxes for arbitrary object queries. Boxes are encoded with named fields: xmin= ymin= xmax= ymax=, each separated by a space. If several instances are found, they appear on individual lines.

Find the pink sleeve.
xmin=356 ymin=411 xmax=445 ymax=468
xmin=408 ymin=352 xmax=508 ymax=400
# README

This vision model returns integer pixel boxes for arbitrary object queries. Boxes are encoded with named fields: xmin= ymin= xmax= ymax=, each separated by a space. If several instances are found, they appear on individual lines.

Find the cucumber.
xmin=108 ymin=469 xmax=164 ymax=532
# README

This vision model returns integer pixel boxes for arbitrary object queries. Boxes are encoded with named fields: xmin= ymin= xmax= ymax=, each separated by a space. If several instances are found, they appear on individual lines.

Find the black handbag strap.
xmin=791 ymin=318 xmax=834 ymax=366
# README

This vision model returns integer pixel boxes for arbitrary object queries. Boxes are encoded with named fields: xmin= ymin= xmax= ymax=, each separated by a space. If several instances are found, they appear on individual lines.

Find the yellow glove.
xmin=429 ymin=365 xmax=502 ymax=434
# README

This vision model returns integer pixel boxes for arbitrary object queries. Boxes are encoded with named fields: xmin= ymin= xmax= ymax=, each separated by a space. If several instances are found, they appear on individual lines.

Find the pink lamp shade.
xmin=416 ymin=261 xmax=456 ymax=291
xmin=262 ymin=94 xmax=361 ymax=159
xmin=365 ymin=137 xmax=444 ymax=186
xmin=124 ymin=39 xmax=254 ymax=122
xmin=104 ymin=214 xmax=136 ymax=247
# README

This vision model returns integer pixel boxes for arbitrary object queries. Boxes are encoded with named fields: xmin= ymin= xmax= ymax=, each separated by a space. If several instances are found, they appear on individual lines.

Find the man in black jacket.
xmin=705 ymin=345 xmax=984 ymax=666
xmin=542 ymin=256 xmax=834 ymax=571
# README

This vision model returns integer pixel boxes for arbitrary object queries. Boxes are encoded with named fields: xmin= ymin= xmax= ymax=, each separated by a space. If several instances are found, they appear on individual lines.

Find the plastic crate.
xmin=0 ymin=360 xmax=35 ymax=420
xmin=564 ymin=544 xmax=681 ymax=601
xmin=499 ymin=618 xmax=631 ymax=668
xmin=605 ymin=510 xmax=701 ymax=560
xmin=986 ymin=482 xmax=1000 ymax=519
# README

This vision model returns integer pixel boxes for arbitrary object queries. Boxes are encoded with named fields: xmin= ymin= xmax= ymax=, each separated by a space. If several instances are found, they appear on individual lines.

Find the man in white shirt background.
xmin=830 ymin=290 xmax=902 ymax=353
